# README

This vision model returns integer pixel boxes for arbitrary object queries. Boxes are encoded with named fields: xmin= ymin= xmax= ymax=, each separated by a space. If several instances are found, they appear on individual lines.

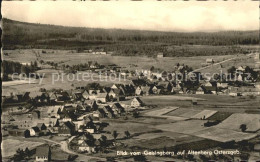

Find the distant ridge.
xmin=2 ymin=18 xmax=259 ymax=57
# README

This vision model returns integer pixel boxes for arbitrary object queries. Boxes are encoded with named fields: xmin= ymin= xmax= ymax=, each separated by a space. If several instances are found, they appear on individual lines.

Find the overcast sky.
xmin=2 ymin=1 xmax=259 ymax=32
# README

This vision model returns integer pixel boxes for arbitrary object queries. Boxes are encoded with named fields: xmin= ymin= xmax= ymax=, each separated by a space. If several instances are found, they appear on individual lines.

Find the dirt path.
xmin=191 ymin=53 xmax=255 ymax=73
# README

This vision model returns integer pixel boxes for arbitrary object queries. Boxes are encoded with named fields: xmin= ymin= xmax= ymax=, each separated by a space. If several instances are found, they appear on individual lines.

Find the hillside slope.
xmin=1 ymin=18 xmax=259 ymax=56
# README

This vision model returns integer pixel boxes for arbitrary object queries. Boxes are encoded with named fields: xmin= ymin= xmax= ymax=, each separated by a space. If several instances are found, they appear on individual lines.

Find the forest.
xmin=1 ymin=60 xmax=38 ymax=81
xmin=2 ymin=18 xmax=259 ymax=57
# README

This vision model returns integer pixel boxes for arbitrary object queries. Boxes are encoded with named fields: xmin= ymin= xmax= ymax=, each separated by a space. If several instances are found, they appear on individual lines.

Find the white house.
xmin=131 ymin=97 xmax=144 ymax=107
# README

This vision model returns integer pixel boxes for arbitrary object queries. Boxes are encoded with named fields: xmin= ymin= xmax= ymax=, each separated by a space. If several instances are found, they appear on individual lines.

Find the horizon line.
xmin=3 ymin=17 xmax=259 ymax=34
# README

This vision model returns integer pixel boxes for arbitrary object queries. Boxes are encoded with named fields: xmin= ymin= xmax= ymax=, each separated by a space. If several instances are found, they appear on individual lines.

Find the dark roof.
xmin=133 ymin=97 xmax=144 ymax=104
xmin=96 ymin=108 xmax=106 ymax=115
xmin=131 ymin=79 xmax=147 ymax=86
xmin=36 ymin=123 xmax=46 ymax=129
xmin=103 ymin=87 xmax=111 ymax=93
xmin=110 ymin=89 xmax=124 ymax=95
xmin=36 ymin=144 xmax=50 ymax=157
xmin=31 ymin=127 xmax=41 ymax=132
xmin=63 ymin=121 xmax=75 ymax=129
xmin=112 ymin=103 xmax=123 ymax=109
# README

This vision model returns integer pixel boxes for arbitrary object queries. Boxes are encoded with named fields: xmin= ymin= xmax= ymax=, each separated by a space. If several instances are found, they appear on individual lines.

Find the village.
xmin=2 ymin=49 xmax=260 ymax=161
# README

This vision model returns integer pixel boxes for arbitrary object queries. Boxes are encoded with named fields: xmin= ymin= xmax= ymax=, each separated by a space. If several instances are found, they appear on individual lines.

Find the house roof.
xmin=103 ymin=87 xmax=111 ymax=93
xmin=79 ymin=140 xmax=94 ymax=147
xmin=62 ymin=121 xmax=75 ymax=129
xmin=41 ymin=118 xmax=58 ymax=125
xmin=92 ymin=133 xmax=102 ymax=140
xmin=36 ymin=144 xmax=50 ymax=157
xmin=30 ymin=92 xmax=43 ymax=98
xmin=95 ymin=108 xmax=106 ymax=115
xmin=112 ymin=103 xmax=123 ymax=109
xmin=84 ymin=100 xmax=96 ymax=105
xmin=110 ymin=89 xmax=124 ymax=95
xmin=131 ymin=79 xmax=147 ymax=86
xmin=111 ymin=84 xmax=123 ymax=89
xmin=31 ymin=126 xmax=40 ymax=132
xmin=141 ymin=86 xmax=151 ymax=93
xmin=36 ymin=123 xmax=46 ymax=129
xmin=132 ymin=97 xmax=143 ymax=104
xmin=47 ymin=106 xmax=62 ymax=114
xmin=97 ymin=93 xmax=108 ymax=98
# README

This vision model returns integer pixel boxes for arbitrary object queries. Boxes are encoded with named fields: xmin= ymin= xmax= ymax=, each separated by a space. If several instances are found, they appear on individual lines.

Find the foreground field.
xmin=1 ymin=138 xmax=44 ymax=158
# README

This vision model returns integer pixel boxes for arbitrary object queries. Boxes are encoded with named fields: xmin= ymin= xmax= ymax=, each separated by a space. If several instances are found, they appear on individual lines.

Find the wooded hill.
xmin=2 ymin=18 xmax=259 ymax=57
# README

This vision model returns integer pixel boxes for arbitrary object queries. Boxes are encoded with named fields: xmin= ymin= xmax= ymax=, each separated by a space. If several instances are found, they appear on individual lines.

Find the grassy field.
xmin=3 ymin=49 xmax=255 ymax=72
xmin=141 ymin=94 xmax=260 ymax=113
xmin=2 ymin=68 xmax=129 ymax=96
xmin=1 ymin=138 xmax=44 ymax=158
xmin=2 ymin=48 xmax=257 ymax=96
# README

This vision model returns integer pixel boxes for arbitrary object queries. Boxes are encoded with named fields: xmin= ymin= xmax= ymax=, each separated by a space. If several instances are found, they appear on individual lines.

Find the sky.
xmin=2 ymin=1 xmax=259 ymax=32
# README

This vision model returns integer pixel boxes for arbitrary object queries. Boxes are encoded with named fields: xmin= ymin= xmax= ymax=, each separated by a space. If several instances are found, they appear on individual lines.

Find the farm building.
xmin=58 ymin=121 xmax=75 ymax=136
xmin=195 ymin=86 xmax=205 ymax=94
xmin=35 ymin=144 xmax=51 ymax=162
xmin=131 ymin=97 xmax=144 ymax=107
xmin=96 ymin=93 xmax=109 ymax=103
xmin=78 ymin=141 xmax=96 ymax=153
xmin=135 ymin=86 xmax=143 ymax=95
xmin=206 ymin=58 xmax=214 ymax=64
xmin=157 ymin=52 xmax=165 ymax=58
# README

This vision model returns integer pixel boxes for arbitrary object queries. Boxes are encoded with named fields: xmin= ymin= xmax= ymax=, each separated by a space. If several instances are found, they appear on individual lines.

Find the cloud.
xmin=2 ymin=1 xmax=259 ymax=32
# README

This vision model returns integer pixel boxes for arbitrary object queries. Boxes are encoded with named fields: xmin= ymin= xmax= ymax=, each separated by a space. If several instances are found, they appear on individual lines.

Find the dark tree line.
xmin=1 ymin=60 xmax=38 ymax=81
xmin=3 ymin=18 xmax=259 ymax=52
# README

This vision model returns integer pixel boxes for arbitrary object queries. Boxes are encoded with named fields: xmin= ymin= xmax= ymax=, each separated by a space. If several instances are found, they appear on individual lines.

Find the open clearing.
xmin=1 ymin=138 xmax=44 ymax=158
xmin=2 ymin=80 xmax=38 ymax=87
xmin=216 ymin=113 xmax=260 ymax=132
xmin=3 ymin=49 xmax=243 ymax=71
xmin=145 ymin=107 xmax=217 ymax=120
xmin=194 ymin=127 xmax=258 ymax=143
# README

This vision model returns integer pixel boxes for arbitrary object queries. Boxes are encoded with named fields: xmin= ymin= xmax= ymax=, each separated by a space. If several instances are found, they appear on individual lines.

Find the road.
xmin=40 ymin=137 xmax=106 ymax=161
xmin=191 ymin=53 xmax=256 ymax=73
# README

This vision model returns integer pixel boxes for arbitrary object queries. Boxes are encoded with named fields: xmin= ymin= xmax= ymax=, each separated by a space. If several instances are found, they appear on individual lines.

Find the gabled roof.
xmin=79 ymin=140 xmax=94 ymax=147
xmin=112 ymin=103 xmax=124 ymax=110
xmin=36 ymin=144 xmax=50 ymax=157
xmin=102 ymin=105 xmax=112 ymax=113
xmin=196 ymin=86 xmax=204 ymax=91
xmin=62 ymin=121 xmax=75 ymax=129
xmin=82 ymin=89 xmax=90 ymax=95
xmin=47 ymin=106 xmax=62 ymax=114
xmin=111 ymin=84 xmax=124 ymax=89
xmin=204 ymin=82 xmax=213 ymax=87
xmin=103 ymin=87 xmax=111 ymax=93
xmin=92 ymin=133 xmax=102 ymax=140
xmin=36 ymin=123 xmax=46 ymax=129
xmin=141 ymin=85 xmax=151 ymax=90
xmin=131 ymin=79 xmax=147 ymax=86
xmin=84 ymin=100 xmax=96 ymax=105
xmin=96 ymin=93 xmax=108 ymax=98
xmin=95 ymin=108 xmax=106 ymax=115
xmin=31 ymin=126 xmax=40 ymax=132
xmin=132 ymin=97 xmax=143 ymax=104
xmin=158 ymin=81 xmax=171 ymax=88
